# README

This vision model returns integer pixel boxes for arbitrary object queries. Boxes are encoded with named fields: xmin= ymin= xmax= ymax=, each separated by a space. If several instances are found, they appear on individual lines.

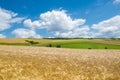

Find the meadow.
xmin=0 ymin=38 xmax=120 ymax=49
xmin=0 ymin=46 xmax=120 ymax=80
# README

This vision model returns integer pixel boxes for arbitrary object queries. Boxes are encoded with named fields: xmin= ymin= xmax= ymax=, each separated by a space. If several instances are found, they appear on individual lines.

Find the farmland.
xmin=0 ymin=38 xmax=120 ymax=49
xmin=0 ymin=46 xmax=120 ymax=80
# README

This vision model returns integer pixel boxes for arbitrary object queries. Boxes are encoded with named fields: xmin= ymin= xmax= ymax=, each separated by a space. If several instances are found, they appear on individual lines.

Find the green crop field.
xmin=0 ymin=38 xmax=120 ymax=49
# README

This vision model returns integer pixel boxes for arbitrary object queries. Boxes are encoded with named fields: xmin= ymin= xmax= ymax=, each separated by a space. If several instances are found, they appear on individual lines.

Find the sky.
xmin=0 ymin=0 xmax=120 ymax=38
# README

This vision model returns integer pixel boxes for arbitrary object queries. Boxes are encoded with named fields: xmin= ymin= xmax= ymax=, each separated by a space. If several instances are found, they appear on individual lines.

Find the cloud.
xmin=0 ymin=8 xmax=24 ymax=31
xmin=24 ymin=19 xmax=42 ymax=29
xmin=91 ymin=15 xmax=120 ymax=38
xmin=24 ymin=10 xmax=89 ymax=38
xmin=0 ymin=34 xmax=6 ymax=38
xmin=55 ymin=15 xmax=120 ymax=38
xmin=113 ymin=0 xmax=120 ymax=4
xmin=54 ymin=26 xmax=90 ymax=38
xmin=24 ymin=10 xmax=86 ymax=32
xmin=12 ymin=28 xmax=41 ymax=38
xmin=24 ymin=10 xmax=120 ymax=38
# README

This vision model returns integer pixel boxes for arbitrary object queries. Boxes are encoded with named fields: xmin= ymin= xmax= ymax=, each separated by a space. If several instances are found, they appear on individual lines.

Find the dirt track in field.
xmin=0 ymin=46 xmax=120 ymax=80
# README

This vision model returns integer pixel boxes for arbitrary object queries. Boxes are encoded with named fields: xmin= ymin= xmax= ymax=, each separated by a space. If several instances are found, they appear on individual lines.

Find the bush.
xmin=88 ymin=48 xmax=92 ymax=49
xmin=56 ymin=44 xmax=61 ymax=48
xmin=47 ymin=44 xmax=52 ymax=47
xmin=105 ymin=47 xmax=108 ymax=49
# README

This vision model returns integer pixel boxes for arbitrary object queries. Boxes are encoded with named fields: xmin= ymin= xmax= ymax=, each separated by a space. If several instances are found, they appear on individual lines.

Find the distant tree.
xmin=25 ymin=40 xmax=39 ymax=45
xmin=110 ymin=38 xmax=116 ymax=40
xmin=25 ymin=40 xmax=29 ymax=42
xmin=88 ymin=38 xmax=93 ymax=40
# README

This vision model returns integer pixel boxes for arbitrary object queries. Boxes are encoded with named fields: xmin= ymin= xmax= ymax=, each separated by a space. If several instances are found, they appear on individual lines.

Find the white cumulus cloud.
xmin=113 ymin=0 xmax=120 ymax=4
xmin=0 ymin=8 xmax=24 ymax=31
xmin=24 ymin=10 xmax=89 ymax=38
xmin=0 ymin=34 xmax=6 ymax=38
xmin=24 ymin=10 xmax=120 ymax=38
xmin=54 ymin=26 xmax=90 ymax=38
xmin=24 ymin=10 xmax=86 ymax=32
xmin=91 ymin=15 xmax=120 ymax=38
xmin=12 ymin=28 xmax=41 ymax=38
xmin=24 ymin=19 xmax=42 ymax=29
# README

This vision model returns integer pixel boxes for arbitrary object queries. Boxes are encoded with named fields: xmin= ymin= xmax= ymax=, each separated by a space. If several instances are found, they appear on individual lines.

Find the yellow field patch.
xmin=91 ymin=39 xmax=120 ymax=45
xmin=0 ymin=46 xmax=120 ymax=80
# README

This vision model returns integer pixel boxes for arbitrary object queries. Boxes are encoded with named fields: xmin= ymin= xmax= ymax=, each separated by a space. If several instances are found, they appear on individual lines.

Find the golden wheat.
xmin=0 ymin=38 xmax=52 ymax=44
xmin=0 ymin=46 xmax=120 ymax=80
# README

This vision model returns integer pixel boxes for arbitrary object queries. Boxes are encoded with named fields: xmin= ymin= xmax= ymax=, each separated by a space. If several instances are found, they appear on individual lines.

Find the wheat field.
xmin=0 ymin=46 xmax=120 ymax=80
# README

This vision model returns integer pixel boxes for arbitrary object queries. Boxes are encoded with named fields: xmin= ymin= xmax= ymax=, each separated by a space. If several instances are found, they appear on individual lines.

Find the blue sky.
xmin=0 ymin=0 xmax=120 ymax=38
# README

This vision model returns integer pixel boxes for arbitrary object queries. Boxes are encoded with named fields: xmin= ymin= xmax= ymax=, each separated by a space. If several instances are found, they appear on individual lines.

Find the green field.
xmin=0 ymin=38 xmax=120 ymax=49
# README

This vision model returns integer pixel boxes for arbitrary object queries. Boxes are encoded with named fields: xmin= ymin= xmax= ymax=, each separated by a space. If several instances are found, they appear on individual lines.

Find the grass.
xmin=40 ymin=39 xmax=120 ymax=49
xmin=61 ymin=42 xmax=120 ymax=49
xmin=0 ymin=38 xmax=120 ymax=49
xmin=0 ymin=46 xmax=120 ymax=80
